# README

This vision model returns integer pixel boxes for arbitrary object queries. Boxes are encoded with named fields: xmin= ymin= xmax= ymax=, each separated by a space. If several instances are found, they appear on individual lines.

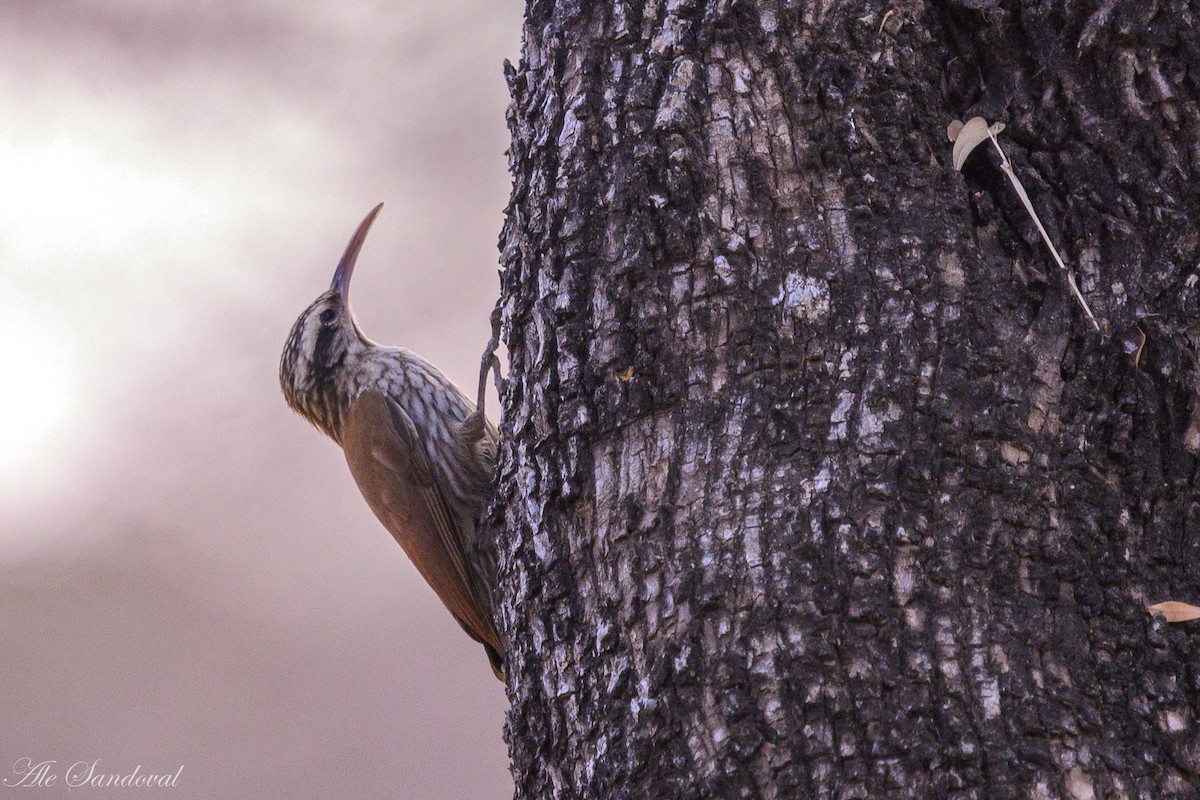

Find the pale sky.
xmin=0 ymin=2 xmax=522 ymax=796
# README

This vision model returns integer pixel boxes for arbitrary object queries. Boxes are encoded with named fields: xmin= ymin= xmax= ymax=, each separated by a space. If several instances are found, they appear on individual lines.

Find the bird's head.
xmin=280 ymin=203 xmax=383 ymax=441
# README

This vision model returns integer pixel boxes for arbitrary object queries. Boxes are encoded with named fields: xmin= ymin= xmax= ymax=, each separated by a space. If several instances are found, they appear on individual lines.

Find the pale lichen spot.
xmin=713 ymin=254 xmax=736 ymax=286
xmin=532 ymin=530 xmax=552 ymax=562
xmin=1065 ymin=768 xmax=1096 ymax=800
xmin=1000 ymin=442 xmax=1031 ymax=465
xmin=980 ymin=677 xmax=1001 ymax=719
xmin=775 ymin=272 xmax=831 ymax=322
xmin=893 ymin=547 xmax=916 ymax=606
xmin=1163 ymin=709 xmax=1188 ymax=732
xmin=821 ymin=178 xmax=858 ymax=272
xmin=1030 ymin=779 xmax=1055 ymax=800
xmin=763 ymin=697 xmax=782 ymax=721
xmin=743 ymin=520 xmax=763 ymax=569
xmin=799 ymin=465 xmax=833 ymax=504
xmin=904 ymin=607 xmax=924 ymax=629
xmin=758 ymin=6 xmax=778 ymax=32
xmin=857 ymin=399 xmax=901 ymax=441
xmin=829 ymin=392 xmax=854 ymax=440
xmin=938 ymin=250 xmax=965 ymax=290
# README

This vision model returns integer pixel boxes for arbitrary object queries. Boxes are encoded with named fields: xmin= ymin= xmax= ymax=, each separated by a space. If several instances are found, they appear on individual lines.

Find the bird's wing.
xmin=340 ymin=389 xmax=501 ymax=655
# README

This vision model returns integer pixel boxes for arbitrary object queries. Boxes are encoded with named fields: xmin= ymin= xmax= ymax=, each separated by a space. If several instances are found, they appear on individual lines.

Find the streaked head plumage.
xmin=279 ymin=203 xmax=384 ymax=440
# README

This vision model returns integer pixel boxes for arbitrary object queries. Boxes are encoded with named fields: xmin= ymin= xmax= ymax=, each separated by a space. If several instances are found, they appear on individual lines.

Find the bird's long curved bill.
xmin=330 ymin=202 xmax=384 ymax=296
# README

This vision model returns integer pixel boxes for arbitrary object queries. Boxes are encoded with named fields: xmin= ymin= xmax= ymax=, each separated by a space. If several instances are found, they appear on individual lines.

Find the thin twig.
xmin=1133 ymin=326 xmax=1147 ymax=369
xmin=986 ymin=129 xmax=1102 ymax=332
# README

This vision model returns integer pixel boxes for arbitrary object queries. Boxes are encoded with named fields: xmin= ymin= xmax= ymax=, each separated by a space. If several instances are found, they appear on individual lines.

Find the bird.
xmin=279 ymin=203 xmax=504 ymax=680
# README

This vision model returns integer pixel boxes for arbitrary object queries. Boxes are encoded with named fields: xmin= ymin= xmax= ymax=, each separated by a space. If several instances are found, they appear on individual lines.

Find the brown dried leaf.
xmin=952 ymin=116 xmax=991 ymax=171
xmin=1147 ymin=601 xmax=1200 ymax=622
xmin=947 ymin=119 xmax=964 ymax=142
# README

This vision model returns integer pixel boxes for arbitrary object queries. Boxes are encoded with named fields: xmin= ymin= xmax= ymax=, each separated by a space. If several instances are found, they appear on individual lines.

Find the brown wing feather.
xmin=339 ymin=389 xmax=501 ymax=658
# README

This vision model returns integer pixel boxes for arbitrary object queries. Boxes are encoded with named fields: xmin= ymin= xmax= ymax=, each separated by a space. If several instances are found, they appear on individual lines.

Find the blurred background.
xmin=0 ymin=1 xmax=521 ymax=797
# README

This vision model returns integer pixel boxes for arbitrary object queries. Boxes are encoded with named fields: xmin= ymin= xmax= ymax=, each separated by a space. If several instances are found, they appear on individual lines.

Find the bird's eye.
xmin=319 ymin=309 xmax=337 ymax=324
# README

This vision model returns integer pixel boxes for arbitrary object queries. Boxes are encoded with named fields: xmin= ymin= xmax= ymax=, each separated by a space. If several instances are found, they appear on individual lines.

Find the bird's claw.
xmin=475 ymin=302 xmax=503 ymax=418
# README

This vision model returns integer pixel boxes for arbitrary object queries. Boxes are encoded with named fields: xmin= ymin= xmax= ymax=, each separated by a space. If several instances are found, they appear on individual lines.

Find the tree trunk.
xmin=493 ymin=1 xmax=1200 ymax=797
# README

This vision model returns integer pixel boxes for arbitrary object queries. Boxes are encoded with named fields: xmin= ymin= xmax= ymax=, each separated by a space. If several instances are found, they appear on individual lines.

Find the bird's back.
xmin=340 ymin=375 xmax=503 ymax=667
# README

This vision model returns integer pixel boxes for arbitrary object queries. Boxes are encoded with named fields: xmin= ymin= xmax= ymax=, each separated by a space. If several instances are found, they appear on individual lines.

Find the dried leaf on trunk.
xmin=951 ymin=116 xmax=1005 ymax=171
xmin=1147 ymin=601 xmax=1200 ymax=622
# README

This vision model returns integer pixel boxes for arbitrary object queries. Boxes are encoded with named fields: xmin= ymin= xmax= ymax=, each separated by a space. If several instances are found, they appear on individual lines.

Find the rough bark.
xmin=493 ymin=0 xmax=1200 ymax=797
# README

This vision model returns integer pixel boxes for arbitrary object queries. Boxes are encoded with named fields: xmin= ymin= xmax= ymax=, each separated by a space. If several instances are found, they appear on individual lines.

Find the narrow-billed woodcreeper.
xmin=279 ymin=204 xmax=504 ymax=679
